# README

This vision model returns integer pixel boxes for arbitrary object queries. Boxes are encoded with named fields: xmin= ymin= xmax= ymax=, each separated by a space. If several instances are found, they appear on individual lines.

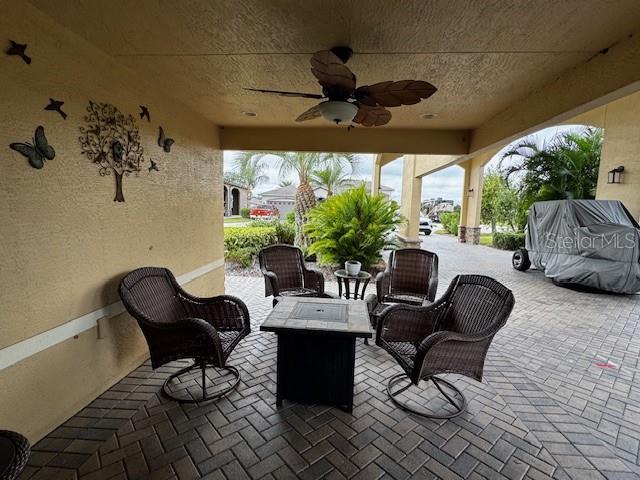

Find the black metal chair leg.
xmin=162 ymin=362 xmax=240 ymax=403
xmin=386 ymin=373 xmax=467 ymax=419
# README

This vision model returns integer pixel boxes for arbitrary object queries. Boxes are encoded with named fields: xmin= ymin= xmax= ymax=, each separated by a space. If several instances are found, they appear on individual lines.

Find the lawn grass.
xmin=224 ymin=217 xmax=248 ymax=224
xmin=479 ymin=233 xmax=493 ymax=246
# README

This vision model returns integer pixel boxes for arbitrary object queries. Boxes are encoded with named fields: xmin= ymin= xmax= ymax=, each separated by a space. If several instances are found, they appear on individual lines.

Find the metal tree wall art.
xmin=79 ymin=101 xmax=144 ymax=202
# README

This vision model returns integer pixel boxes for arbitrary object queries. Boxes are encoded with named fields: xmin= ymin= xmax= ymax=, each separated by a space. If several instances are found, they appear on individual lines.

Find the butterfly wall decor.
xmin=9 ymin=125 xmax=55 ymax=169
xmin=148 ymin=159 xmax=159 ymax=172
xmin=158 ymin=126 xmax=174 ymax=153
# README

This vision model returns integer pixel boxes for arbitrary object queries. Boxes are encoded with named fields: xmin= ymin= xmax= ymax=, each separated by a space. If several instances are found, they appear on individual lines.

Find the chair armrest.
xmin=376 ymin=302 xmax=444 ymax=344
xmin=142 ymin=317 xmax=224 ymax=366
xmin=375 ymin=271 xmax=390 ymax=302
xmin=261 ymin=270 xmax=280 ymax=297
xmin=303 ymin=265 xmax=324 ymax=293
xmin=178 ymin=293 xmax=251 ymax=332
xmin=412 ymin=329 xmax=496 ymax=383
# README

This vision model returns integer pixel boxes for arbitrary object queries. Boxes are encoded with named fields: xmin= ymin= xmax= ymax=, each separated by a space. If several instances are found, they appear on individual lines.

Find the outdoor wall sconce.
xmin=608 ymin=166 xmax=624 ymax=184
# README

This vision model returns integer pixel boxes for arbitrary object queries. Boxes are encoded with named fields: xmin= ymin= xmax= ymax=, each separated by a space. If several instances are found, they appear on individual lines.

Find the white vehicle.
xmin=419 ymin=217 xmax=433 ymax=235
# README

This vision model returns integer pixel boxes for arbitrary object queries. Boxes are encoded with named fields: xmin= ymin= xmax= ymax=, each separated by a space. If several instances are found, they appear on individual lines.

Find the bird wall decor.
xmin=6 ymin=40 xmax=31 ymax=64
xmin=44 ymin=98 xmax=67 ymax=119
xmin=139 ymin=105 xmax=150 ymax=122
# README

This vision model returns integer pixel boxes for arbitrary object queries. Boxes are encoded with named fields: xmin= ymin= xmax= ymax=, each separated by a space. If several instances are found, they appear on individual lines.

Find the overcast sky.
xmin=223 ymin=125 xmax=584 ymax=204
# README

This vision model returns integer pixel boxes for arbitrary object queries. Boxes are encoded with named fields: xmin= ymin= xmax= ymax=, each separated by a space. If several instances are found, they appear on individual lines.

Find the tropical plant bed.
xmin=225 ymin=257 xmax=387 ymax=281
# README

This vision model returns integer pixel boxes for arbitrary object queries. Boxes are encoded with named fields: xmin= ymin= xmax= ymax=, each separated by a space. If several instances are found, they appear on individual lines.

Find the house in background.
xmin=223 ymin=180 xmax=249 ymax=216
xmin=256 ymin=181 xmax=394 ymax=218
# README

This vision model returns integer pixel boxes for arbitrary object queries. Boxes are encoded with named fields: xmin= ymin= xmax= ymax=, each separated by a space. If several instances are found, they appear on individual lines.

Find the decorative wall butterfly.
xmin=148 ymin=159 xmax=159 ymax=172
xmin=9 ymin=126 xmax=55 ymax=169
xmin=158 ymin=126 xmax=174 ymax=153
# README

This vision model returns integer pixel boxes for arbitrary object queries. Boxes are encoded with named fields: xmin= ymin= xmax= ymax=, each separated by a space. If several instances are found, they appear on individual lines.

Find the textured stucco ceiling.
xmin=30 ymin=0 xmax=640 ymax=129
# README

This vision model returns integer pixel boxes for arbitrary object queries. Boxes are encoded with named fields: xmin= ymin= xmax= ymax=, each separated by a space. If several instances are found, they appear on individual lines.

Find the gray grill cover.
xmin=526 ymin=200 xmax=640 ymax=293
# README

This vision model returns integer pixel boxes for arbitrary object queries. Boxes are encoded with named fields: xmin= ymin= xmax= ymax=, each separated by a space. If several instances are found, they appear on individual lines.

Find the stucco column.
xmin=398 ymin=154 xmax=422 ymax=246
xmin=371 ymin=154 xmax=382 ymax=196
xmin=458 ymin=154 xmax=488 ymax=244
xmin=595 ymin=95 xmax=640 ymax=221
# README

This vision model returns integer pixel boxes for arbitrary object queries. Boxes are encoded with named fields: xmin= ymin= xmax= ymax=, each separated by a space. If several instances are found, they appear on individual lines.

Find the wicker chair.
xmin=365 ymin=248 xmax=439 ymax=327
xmin=259 ymin=244 xmax=334 ymax=306
xmin=0 ymin=430 xmax=30 ymax=480
xmin=376 ymin=275 xmax=514 ymax=419
xmin=119 ymin=267 xmax=251 ymax=403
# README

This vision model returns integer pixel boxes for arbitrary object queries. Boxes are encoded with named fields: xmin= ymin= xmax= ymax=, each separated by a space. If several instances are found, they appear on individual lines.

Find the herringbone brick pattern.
xmin=19 ymin=234 xmax=640 ymax=479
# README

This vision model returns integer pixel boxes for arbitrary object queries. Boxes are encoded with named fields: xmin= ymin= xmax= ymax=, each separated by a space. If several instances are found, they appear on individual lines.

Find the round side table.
xmin=334 ymin=270 xmax=372 ymax=300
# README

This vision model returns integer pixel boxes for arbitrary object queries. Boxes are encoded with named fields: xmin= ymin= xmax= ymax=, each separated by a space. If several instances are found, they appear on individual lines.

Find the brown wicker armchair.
xmin=119 ymin=267 xmax=250 ymax=403
xmin=259 ymin=244 xmax=335 ymax=306
xmin=0 ymin=430 xmax=30 ymax=480
xmin=366 ymin=248 xmax=438 ymax=326
xmin=377 ymin=274 xmax=514 ymax=419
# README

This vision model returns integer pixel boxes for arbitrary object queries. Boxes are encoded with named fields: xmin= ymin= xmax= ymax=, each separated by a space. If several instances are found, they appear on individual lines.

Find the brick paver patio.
xmin=20 ymin=234 xmax=640 ymax=479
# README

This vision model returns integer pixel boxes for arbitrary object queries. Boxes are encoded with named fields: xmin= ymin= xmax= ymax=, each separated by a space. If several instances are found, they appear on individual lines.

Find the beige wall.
xmin=596 ymin=92 xmax=640 ymax=220
xmin=0 ymin=1 xmax=224 ymax=441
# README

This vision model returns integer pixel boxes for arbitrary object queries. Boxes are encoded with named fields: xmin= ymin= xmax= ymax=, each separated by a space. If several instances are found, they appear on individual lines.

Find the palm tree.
xmin=500 ymin=127 xmax=602 ymax=202
xmin=266 ymin=152 xmax=356 ymax=247
xmin=232 ymin=151 xmax=269 ymax=198
xmin=311 ymin=164 xmax=352 ymax=197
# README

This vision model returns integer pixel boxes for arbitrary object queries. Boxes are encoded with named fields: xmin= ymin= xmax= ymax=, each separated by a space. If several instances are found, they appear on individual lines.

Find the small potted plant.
xmin=345 ymin=260 xmax=361 ymax=276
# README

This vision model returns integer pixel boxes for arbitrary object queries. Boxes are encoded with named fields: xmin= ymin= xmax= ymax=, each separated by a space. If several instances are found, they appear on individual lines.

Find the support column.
xmin=398 ymin=155 xmax=422 ymax=247
xmin=371 ymin=154 xmax=382 ymax=196
xmin=458 ymin=152 xmax=491 ymax=244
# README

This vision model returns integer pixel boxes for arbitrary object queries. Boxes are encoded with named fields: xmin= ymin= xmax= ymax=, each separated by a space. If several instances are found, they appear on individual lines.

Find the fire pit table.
xmin=260 ymin=296 xmax=372 ymax=412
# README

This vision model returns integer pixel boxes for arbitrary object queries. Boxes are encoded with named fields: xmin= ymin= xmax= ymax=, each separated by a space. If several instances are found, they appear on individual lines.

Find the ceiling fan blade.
xmin=295 ymin=104 xmax=322 ymax=122
xmin=352 ymin=105 xmax=392 ymax=127
xmin=310 ymin=50 xmax=356 ymax=92
xmin=244 ymin=88 xmax=324 ymax=99
xmin=355 ymin=80 xmax=437 ymax=107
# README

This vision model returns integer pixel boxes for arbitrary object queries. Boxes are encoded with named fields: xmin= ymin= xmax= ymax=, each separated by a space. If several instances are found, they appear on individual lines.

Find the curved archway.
xmin=223 ymin=186 xmax=228 ymax=216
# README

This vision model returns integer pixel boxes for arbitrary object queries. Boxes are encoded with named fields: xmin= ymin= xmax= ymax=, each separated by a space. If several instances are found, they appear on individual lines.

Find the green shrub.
xmin=440 ymin=212 xmax=460 ymax=236
xmin=275 ymin=221 xmax=295 ymax=244
xmin=305 ymin=185 xmax=403 ymax=268
xmin=244 ymin=220 xmax=294 ymax=245
xmin=250 ymin=219 xmax=275 ymax=228
xmin=225 ymin=226 xmax=277 ymax=250
xmin=493 ymin=232 xmax=525 ymax=251
xmin=225 ymin=247 xmax=256 ymax=267
xmin=285 ymin=211 xmax=295 ymax=224
xmin=240 ymin=207 xmax=250 ymax=218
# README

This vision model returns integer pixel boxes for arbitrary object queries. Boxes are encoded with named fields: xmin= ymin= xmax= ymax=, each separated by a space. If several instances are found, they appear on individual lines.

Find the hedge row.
xmin=440 ymin=212 xmax=460 ymax=236
xmin=224 ymin=221 xmax=295 ymax=267
xmin=493 ymin=232 xmax=525 ymax=251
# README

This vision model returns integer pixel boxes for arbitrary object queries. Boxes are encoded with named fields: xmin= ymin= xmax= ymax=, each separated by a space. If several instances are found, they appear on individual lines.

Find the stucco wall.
xmin=0 ymin=1 xmax=223 ymax=441
xmin=596 ymin=92 xmax=640 ymax=220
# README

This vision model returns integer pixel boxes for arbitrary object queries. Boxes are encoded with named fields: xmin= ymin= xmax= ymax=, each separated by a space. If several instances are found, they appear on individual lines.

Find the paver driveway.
xmin=21 ymin=234 xmax=640 ymax=480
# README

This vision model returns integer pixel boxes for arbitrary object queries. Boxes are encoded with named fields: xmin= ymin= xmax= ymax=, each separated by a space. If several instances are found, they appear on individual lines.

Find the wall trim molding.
xmin=0 ymin=259 xmax=225 ymax=371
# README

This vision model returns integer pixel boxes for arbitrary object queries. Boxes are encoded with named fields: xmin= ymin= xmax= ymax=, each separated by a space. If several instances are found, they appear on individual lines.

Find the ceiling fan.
xmin=245 ymin=46 xmax=437 ymax=127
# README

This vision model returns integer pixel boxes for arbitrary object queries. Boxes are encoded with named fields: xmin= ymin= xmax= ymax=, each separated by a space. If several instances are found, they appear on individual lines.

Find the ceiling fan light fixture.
xmin=318 ymin=100 xmax=358 ymax=124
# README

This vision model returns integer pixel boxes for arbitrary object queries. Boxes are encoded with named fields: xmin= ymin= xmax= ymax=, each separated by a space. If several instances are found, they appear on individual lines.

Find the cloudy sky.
xmin=223 ymin=125 xmax=583 ymax=204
